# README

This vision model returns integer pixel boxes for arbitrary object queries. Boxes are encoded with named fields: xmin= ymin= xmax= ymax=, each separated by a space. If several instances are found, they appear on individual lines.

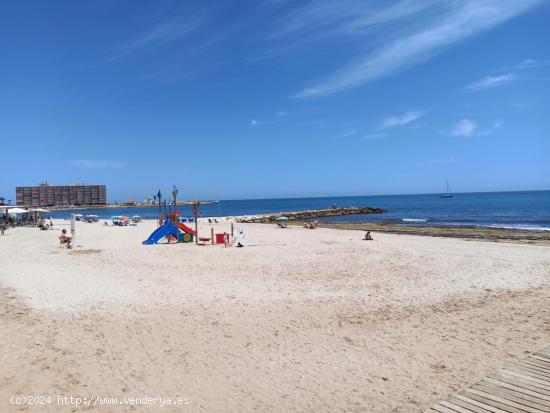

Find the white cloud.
xmin=511 ymin=58 xmax=550 ymax=71
xmin=70 ymin=160 xmax=125 ymax=168
xmin=361 ymin=133 xmax=386 ymax=140
xmin=476 ymin=121 xmax=502 ymax=136
xmin=466 ymin=73 xmax=515 ymax=91
xmin=380 ymin=110 xmax=425 ymax=129
xmin=114 ymin=7 xmax=211 ymax=55
xmin=514 ymin=58 xmax=539 ymax=70
xmin=464 ymin=57 xmax=550 ymax=91
xmin=250 ymin=119 xmax=259 ymax=127
xmin=269 ymin=0 xmax=439 ymax=43
xmin=335 ymin=129 xmax=358 ymax=138
xmin=452 ymin=119 xmax=477 ymax=137
xmin=276 ymin=111 xmax=288 ymax=117
xmin=106 ymin=4 xmax=224 ymax=66
xmin=451 ymin=119 xmax=501 ymax=137
xmin=416 ymin=158 xmax=457 ymax=166
xmin=511 ymin=102 xmax=532 ymax=109
xmin=293 ymin=0 xmax=544 ymax=98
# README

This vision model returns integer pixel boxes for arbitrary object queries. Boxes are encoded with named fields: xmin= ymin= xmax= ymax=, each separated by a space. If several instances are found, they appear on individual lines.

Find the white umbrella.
xmin=29 ymin=208 xmax=51 ymax=213
xmin=7 ymin=208 xmax=28 ymax=214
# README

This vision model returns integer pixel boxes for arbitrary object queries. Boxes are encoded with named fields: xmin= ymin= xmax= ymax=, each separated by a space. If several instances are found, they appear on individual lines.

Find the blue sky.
xmin=1 ymin=0 xmax=549 ymax=202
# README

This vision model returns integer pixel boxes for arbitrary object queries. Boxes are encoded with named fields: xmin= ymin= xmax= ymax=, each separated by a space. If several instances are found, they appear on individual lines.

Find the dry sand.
xmin=1 ymin=219 xmax=549 ymax=412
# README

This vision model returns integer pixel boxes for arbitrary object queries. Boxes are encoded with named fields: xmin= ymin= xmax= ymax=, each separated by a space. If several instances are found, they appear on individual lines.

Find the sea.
xmin=48 ymin=190 xmax=550 ymax=231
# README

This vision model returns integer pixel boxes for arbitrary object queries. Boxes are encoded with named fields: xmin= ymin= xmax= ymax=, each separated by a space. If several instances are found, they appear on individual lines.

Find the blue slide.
xmin=142 ymin=220 xmax=179 ymax=245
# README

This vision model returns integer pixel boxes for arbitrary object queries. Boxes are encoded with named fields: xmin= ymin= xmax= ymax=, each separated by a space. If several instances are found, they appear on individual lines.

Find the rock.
xmin=238 ymin=207 xmax=386 ymax=223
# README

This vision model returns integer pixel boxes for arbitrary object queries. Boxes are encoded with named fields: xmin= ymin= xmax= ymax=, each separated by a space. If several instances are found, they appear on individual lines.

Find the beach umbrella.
xmin=276 ymin=216 xmax=289 ymax=220
xmin=30 ymin=208 xmax=51 ymax=213
xmin=7 ymin=208 xmax=28 ymax=214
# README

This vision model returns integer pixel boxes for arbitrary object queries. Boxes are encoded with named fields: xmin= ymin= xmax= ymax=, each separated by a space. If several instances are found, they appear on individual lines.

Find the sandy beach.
xmin=1 ymin=219 xmax=549 ymax=412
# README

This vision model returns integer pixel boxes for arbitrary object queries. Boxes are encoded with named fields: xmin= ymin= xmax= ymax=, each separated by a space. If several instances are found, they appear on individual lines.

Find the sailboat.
xmin=441 ymin=180 xmax=453 ymax=198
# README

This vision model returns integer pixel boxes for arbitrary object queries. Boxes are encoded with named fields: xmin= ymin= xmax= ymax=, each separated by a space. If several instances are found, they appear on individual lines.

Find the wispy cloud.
xmin=452 ymin=119 xmax=477 ymax=137
xmin=416 ymin=158 xmax=457 ymax=166
xmin=248 ymin=110 xmax=295 ymax=127
xmin=451 ymin=119 xmax=501 ymax=137
xmin=514 ymin=58 xmax=540 ymax=70
xmin=466 ymin=73 xmax=515 ymax=91
xmin=361 ymin=133 xmax=387 ymax=140
xmin=476 ymin=121 xmax=502 ymax=136
xmin=335 ymin=129 xmax=358 ymax=138
xmin=380 ymin=110 xmax=425 ymax=129
xmin=511 ymin=58 xmax=550 ymax=71
xmin=465 ymin=57 xmax=550 ymax=91
xmin=70 ymin=160 xmax=125 ymax=169
xmin=107 ymin=4 xmax=221 ymax=65
xmin=120 ymin=21 xmax=202 ymax=52
xmin=292 ymin=1 xmax=544 ymax=98
xmin=510 ymin=102 xmax=533 ymax=109
xmin=269 ymin=0 xmax=439 ymax=44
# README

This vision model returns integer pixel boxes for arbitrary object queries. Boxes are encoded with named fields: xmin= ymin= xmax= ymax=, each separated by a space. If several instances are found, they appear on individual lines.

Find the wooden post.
xmin=171 ymin=185 xmax=178 ymax=223
xmin=231 ymin=222 xmax=234 ymax=236
xmin=194 ymin=201 xmax=199 ymax=245
xmin=157 ymin=189 xmax=162 ymax=227
xmin=211 ymin=227 xmax=214 ymax=245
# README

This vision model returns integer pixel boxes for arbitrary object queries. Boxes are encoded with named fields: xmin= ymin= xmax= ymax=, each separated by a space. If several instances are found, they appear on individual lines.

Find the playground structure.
xmin=142 ymin=218 xmax=248 ymax=246
xmin=142 ymin=187 xmax=256 ymax=247
xmin=143 ymin=191 xmax=223 ymax=246
xmin=142 ymin=218 xmax=200 ymax=245
xmin=142 ymin=220 xmax=179 ymax=245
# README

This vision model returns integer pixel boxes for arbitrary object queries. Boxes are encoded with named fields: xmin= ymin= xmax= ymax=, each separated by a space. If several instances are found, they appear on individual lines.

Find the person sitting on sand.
xmin=39 ymin=219 xmax=48 ymax=230
xmin=305 ymin=221 xmax=318 ymax=229
xmin=363 ymin=231 xmax=373 ymax=240
xmin=59 ymin=229 xmax=72 ymax=248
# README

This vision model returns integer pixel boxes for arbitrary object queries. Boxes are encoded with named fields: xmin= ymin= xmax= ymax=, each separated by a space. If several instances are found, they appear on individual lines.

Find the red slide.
xmin=177 ymin=222 xmax=197 ymax=236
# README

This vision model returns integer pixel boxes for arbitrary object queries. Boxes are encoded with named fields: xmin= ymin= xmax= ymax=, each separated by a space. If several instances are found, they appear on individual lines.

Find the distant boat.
xmin=441 ymin=180 xmax=453 ymax=198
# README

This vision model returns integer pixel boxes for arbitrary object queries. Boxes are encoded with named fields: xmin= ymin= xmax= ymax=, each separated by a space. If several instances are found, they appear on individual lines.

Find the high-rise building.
xmin=15 ymin=183 xmax=107 ymax=207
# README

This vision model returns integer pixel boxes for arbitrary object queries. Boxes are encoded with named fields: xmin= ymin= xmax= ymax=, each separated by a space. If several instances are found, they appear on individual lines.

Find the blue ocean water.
xmin=48 ymin=191 xmax=550 ymax=231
